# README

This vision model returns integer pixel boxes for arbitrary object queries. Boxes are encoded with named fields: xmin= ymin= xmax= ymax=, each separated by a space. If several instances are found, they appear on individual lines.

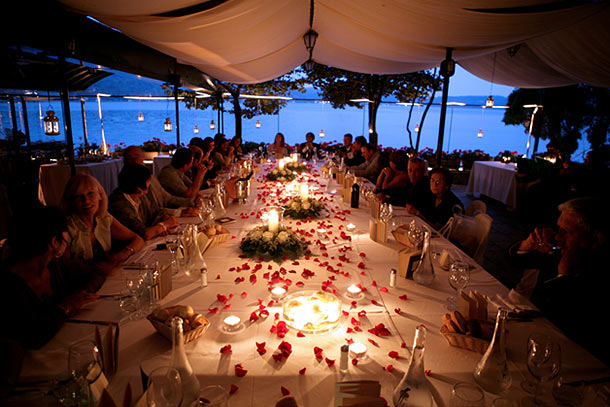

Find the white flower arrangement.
xmin=285 ymin=161 xmax=309 ymax=173
xmin=240 ymin=226 xmax=308 ymax=260
xmin=283 ymin=197 xmax=325 ymax=219
xmin=266 ymin=169 xmax=296 ymax=181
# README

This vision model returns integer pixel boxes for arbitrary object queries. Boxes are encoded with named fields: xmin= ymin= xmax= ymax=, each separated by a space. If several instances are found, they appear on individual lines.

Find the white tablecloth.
xmin=466 ymin=161 xmax=518 ymax=209
xmin=20 ymin=163 xmax=608 ymax=407
xmin=152 ymin=155 xmax=172 ymax=177
xmin=37 ymin=159 xmax=124 ymax=207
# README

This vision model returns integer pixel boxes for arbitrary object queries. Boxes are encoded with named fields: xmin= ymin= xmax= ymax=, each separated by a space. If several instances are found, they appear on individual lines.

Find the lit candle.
xmin=300 ymin=184 xmax=309 ymax=201
xmin=317 ymin=228 xmax=327 ymax=239
xmin=268 ymin=209 xmax=279 ymax=233
xmin=270 ymin=286 xmax=287 ymax=300
xmin=346 ymin=223 xmax=356 ymax=232
xmin=278 ymin=158 xmax=285 ymax=170
xmin=291 ymin=153 xmax=298 ymax=163
xmin=223 ymin=315 xmax=241 ymax=331
xmin=346 ymin=284 xmax=362 ymax=298
xmin=348 ymin=342 xmax=368 ymax=359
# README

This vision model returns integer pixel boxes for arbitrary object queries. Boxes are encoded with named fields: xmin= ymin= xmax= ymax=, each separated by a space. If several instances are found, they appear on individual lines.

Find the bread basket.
xmin=441 ymin=331 xmax=490 ymax=354
xmin=392 ymin=225 xmax=419 ymax=249
xmin=147 ymin=314 xmax=210 ymax=344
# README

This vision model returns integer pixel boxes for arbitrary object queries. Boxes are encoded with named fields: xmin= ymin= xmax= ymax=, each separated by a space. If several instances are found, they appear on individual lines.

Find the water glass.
xmin=450 ymin=382 xmax=485 ymax=407
xmin=447 ymin=260 xmax=470 ymax=310
xmin=522 ymin=335 xmax=561 ymax=407
xmin=147 ymin=367 xmax=182 ymax=407
xmin=68 ymin=340 xmax=102 ymax=382
xmin=125 ymin=269 xmax=147 ymax=319
xmin=199 ymin=385 xmax=229 ymax=407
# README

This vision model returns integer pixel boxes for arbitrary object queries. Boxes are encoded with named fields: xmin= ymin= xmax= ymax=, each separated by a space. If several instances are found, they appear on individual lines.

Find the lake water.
xmin=1 ymin=99 xmax=590 ymax=160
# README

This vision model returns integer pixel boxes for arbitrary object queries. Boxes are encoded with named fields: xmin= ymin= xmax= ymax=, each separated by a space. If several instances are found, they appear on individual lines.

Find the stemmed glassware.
xmin=379 ymin=202 xmax=393 ymax=223
xmin=199 ymin=198 xmax=214 ymax=226
xmin=146 ymin=367 xmax=182 ymax=407
xmin=61 ymin=340 xmax=102 ymax=406
xmin=125 ymin=269 xmax=147 ymax=320
xmin=522 ymin=334 xmax=561 ymax=407
xmin=450 ymin=382 xmax=485 ymax=407
xmin=447 ymin=260 xmax=470 ymax=310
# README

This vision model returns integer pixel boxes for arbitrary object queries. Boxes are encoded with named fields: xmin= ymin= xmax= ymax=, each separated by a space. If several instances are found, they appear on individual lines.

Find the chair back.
xmin=446 ymin=213 xmax=493 ymax=265
xmin=465 ymin=200 xmax=487 ymax=217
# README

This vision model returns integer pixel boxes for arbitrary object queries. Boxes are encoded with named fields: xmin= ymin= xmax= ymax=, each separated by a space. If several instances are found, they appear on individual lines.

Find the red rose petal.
xmin=280 ymin=386 xmax=291 ymax=396
xmin=399 ymin=294 xmax=408 ymax=301
xmin=229 ymin=384 xmax=239 ymax=394
xmin=234 ymin=363 xmax=248 ymax=377
xmin=297 ymin=331 xmax=305 ymax=338
xmin=388 ymin=351 xmax=400 ymax=359
xmin=299 ymin=367 xmax=306 ymax=375
xmin=241 ymin=291 xmax=248 ymax=298
xmin=342 ymin=310 xmax=349 ymax=316
xmin=379 ymin=287 xmax=388 ymax=293
xmin=385 ymin=364 xmax=394 ymax=372
xmin=359 ymin=252 xmax=366 ymax=258
xmin=358 ymin=310 xmax=366 ymax=317
xmin=401 ymin=342 xmax=407 ymax=348
xmin=368 ymin=338 xmax=378 ymax=346
xmin=325 ymin=357 xmax=335 ymax=367
xmin=425 ymin=369 xmax=432 ymax=376
xmin=220 ymin=344 xmax=232 ymax=355
xmin=394 ymin=308 xmax=401 ymax=314
xmin=208 ymin=307 xmax=219 ymax=314
xmin=249 ymin=312 xmax=259 ymax=322
xmin=357 ymin=262 xmax=365 ymax=269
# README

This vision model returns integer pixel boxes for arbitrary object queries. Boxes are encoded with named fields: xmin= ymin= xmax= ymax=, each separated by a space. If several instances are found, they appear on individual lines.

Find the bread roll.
xmin=205 ymin=226 xmax=217 ymax=236
xmin=450 ymin=310 xmax=468 ymax=333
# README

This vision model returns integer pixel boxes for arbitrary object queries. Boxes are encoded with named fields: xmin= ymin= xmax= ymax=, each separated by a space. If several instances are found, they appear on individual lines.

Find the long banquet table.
xmin=466 ymin=161 xmax=518 ymax=210
xmin=19 ymin=162 xmax=608 ymax=406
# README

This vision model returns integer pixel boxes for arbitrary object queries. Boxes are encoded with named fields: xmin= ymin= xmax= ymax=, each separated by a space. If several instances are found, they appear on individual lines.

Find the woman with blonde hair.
xmin=61 ymin=174 xmax=143 ymax=270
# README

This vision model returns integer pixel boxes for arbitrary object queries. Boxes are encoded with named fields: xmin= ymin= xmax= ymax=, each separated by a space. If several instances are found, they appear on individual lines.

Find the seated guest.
xmin=109 ymin=164 xmax=177 ymax=241
xmin=61 ymin=174 xmax=143 ymax=271
xmin=404 ymin=157 xmax=431 ymax=210
xmin=1 ymin=206 xmax=100 ymax=349
xmin=230 ymin=135 xmax=243 ymax=160
xmin=408 ymin=167 xmax=462 ymax=230
xmin=344 ymin=136 xmax=366 ymax=167
xmin=268 ymin=132 xmax=289 ymax=159
xmin=123 ymin=146 xmax=201 ymax=217
xmin=158 ymin=148 xmax=207 ymax=198
xmin=211 ymin=137 xmax=235 ymax=169
xmin=375 ymin=151 xmax=410 ymax=206
xmin=509 ymin=197 xmax=608 ymax=365
xmin=338 ymin=133 xmax=353 ymax=158
xmin=349 ymin=143 xmax=382 ymax=183
xmin=297 ymin=132 xmax=321 ymax=160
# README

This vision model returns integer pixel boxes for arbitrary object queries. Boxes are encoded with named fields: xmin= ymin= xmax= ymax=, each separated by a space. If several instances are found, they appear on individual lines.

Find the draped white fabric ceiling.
xmin=60 ymin=0 xmax=610 ymax=88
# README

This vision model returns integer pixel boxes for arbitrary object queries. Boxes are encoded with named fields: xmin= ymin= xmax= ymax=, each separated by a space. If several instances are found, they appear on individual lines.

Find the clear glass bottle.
xmin=392 ymin=325 xmax=433 ymax=407
xmin=473 ymin=307 xmax=512 ymax=395
xmin=412 ymin=230 xmax=435 ymax=286
xmin=170 ymin=317 xmax=201 ymax=407
xmin=183 ymin=225 xmax=206 ymax=279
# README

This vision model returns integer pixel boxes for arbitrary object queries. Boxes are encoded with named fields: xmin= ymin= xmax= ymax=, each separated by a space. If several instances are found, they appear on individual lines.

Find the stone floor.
xmin=451 ymin=184 xmax=537 ymax=289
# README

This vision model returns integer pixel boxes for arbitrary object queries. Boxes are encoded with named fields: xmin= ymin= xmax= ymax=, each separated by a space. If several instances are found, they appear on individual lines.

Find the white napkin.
xmin=487 ymin=290 xmax=537 ymax=313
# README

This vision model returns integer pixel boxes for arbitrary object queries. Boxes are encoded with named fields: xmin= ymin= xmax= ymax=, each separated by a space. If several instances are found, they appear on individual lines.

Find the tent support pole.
xmin=80 ymin=97 xmax=89 ymax=150
xmin=59 ymin=56 xmax=76 ymax=176
xmin=435 ymin=48 xmax=454 ymax=167
xmin=174 ymin=80 xmax=181 ymax=146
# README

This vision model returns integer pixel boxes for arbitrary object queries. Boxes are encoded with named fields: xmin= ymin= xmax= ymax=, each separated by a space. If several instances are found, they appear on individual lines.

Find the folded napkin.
xmin=95 ymin=323 xmax=120 ymax=376
xmin=486 ymin=290 xmax=537 ymax=313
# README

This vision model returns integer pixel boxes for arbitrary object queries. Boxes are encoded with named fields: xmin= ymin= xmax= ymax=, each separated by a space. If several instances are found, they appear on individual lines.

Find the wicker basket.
xmin=147 ymin=314 xmax=210 ymax=344
xmin=441 ymin=331 xmax=490 ymax=353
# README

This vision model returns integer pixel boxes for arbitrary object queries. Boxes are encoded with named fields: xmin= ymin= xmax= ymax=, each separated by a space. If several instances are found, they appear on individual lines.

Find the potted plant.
xmin=140 ymin=138 xmax=166 ymax=159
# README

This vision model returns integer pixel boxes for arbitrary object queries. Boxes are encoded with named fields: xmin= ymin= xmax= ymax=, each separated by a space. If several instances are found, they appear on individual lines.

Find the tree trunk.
xmin=231 ymin=94 xmax=242 ymax=139
xmin=415 ymin=69 xmax=439 ymax=152
xmin=368 ymin=99 xmax=380 ymax=147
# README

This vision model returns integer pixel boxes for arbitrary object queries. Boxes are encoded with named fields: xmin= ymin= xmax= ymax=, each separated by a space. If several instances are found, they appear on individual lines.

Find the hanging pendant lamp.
xmin=210 ymin=120 xmax=216 ymax=130
xmin=164 ymin=117 xmax=172 ymax=132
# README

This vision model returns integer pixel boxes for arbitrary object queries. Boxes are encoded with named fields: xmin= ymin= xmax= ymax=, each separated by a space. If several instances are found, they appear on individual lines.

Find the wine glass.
xmin=146 ymin=367 xmax=182 ymax=407
xmin=125 ymin=269 xmax=147 ymax=319
xmin=522 ymin=335 xmax=561 ymax=407
xmin=166 ymin=236 xmax=180 ymax=275
xmin=199 ymin=385 xmax=229 ymax=407
xmin=68 ymin=340 xmax=102 ymax=382
xmin=447 ymin=260 xmax=470 ymax=310
xmin=450 ymin=382 xmax=485 ymax=407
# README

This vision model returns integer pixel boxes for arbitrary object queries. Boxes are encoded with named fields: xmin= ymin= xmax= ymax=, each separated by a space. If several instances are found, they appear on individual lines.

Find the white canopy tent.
xmin=59 ymin=0 xmax=610 ymax=87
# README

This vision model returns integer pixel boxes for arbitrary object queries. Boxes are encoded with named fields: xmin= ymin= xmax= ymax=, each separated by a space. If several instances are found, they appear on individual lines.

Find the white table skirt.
xmin=466 ymin=161 xmax=517 ymax=209
xmin=152 ymin=155 xmax=172 ymax=177
xmin=20 ymin=162 xmax=607 ymax=407
xmin=37 ymin=159 xmax=123 ymax=207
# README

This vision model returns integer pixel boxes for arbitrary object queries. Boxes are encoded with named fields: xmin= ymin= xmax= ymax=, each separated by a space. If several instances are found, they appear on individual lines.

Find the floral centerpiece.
xmin=240 ymin=227 xmax=308 ymax=260
xmin=284 ymin=197 xmax=325 ymax=219
xmin=285 ymin=161 xmax=309 ymax=173
xmin=266 ymin=168 xmax=297 ymax=182
xmin=494 ymin=150 xmax=519 ymax=163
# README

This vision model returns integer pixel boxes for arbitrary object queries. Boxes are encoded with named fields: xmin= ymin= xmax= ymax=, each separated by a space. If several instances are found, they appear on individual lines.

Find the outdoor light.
xmin=43 ymin=110 xmax=60 ymax=136
xmin=303 ymin=29 xmax=318 ymax=52
xmin=193 ymin=124 xmax=199 ymax=134
xmin=414 ymin=124 xmax=420 ymax=133
xmin=164 ymin=117 xmax=172 ymax=132
xmin=477 ymin=128 xmax=484 ymax=138
xmin=210 ymin=120 xmax=216 ymax=130
xmin=319 ymin=129 xmax=325 ymax=138
xmin=256 ymin=119 xmax=261 ymax=128
xmin=137 ymin=112 xmax=144 ymax=122
xmin=485 ymin=95 xmax=495 ymax=108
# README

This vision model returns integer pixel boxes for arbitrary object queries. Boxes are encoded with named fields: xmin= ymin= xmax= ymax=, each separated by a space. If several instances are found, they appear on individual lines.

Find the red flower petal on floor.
xmin=385 ymin=364 xmax=393 ymax=372
xmin=394 ymin=308 xmax=401 ymax=314
xmin=388 ymin=351 xmax=400 ymax=359
xmin=259 ymin=309 xmax=269 ymax=318
xmin=350 ymin=301 xmax=357 ymax=309
xmin=351 ymin=358 xmax=358 ymax=366
xmin=229 ymin=384 xmax=239 ymax=394
xmin=368 ymin=323 xmax=391 ymax=337
xmin=234 ymin=363 xmax=248 ymax=377
xmin=313 ymin=346 xmax=324 ymax=359
xmin=241 ymin=291 xmax=248 ymax=298
xmin=299 ymin=367 xmax=306 ymax=375
xmin=345 ymin=338 xmax=354 ymax=345
xmin=379 ymin=287 xmax=388 ymax=293
xmin=371 ymin=280 xmax=377 ymax=287
xmin=357 ymin=262 xmax=365 ymax=269
xmin=249 ymin=274 xmax=257 ymax=284
xmin=399 ymin=294 xmax=408 ymax=301
xmin=281 ymin=386 xmax=291 ymax=396
xmin=216 ymin=274 xmax=221 ymax=279
xmin=346 ymin=327 xmax=354 ymax=333
xmin=220 ymin=344 xmax=232 ymax=355
xmin=325 ymin=357 xmax=335 ymax=367
xmin=371 ymin=299 xmax=379 ymax=305
xmin=297 ymin=331 xmax=305 ymax=338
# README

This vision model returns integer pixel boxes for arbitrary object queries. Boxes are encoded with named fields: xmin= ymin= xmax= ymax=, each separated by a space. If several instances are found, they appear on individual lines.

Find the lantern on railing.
xmin=43 ymin=110 xmax=60 ymax=136
xmin=164 ymin=117 xmax=172 ymax=132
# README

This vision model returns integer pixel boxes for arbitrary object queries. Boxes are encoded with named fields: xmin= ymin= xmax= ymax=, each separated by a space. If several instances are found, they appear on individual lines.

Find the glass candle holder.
xmin=223 ymin=315 xmax=241 ymax=332
xmin=346 ymin=284 xmax=362 ymax=299
xmin=270 ymin=286 xmax=287 ymax=301
xmin=262 ymin=207 xmax=284 ymax=233
xmin=349 ymin=342 xmax=368 ymax=360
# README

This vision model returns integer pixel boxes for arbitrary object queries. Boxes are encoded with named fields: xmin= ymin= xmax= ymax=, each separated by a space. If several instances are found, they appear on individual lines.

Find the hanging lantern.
xmin=303 ymin=29 xmax=319 ymax=52
xmin=477 ymin=128 xmax=484 ymax=138
xmin=414 ymin=124 xmax=420 ymax=133
xmin=319 ymin=129 xmax=325 ymax=138
xmin=138 ymin=112 xmax=144 ymax=122
xmin=485 ymin=96 xmax=494 ymax=108
xmin=210 ymin=120 xmax=216 ymax=130
xmin=255 ymin=119 xmax=261 ymax=128
xmin=164 ymin=117 xmax=172 ymax=132
xmin=193 ymin=124 xmax=199 ymax=134
xmin=43 ymin=110 xmax=60 ymax=136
